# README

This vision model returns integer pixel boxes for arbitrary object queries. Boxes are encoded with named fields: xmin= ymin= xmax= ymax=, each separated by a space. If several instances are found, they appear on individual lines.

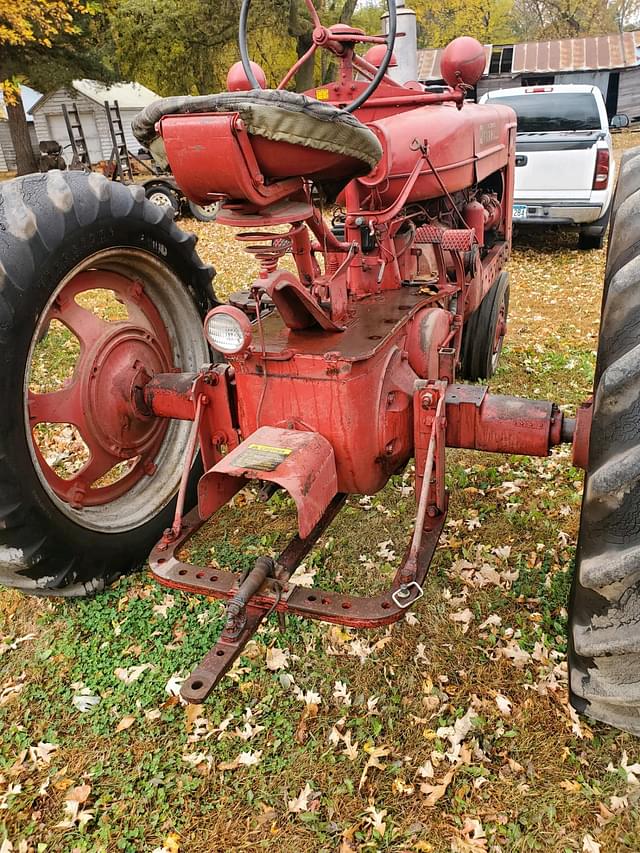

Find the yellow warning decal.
xmin=248 ymin=444 xmax=292 ymax=455
xmin=315 ymin=88 xmax=330 ymax=100
xmin=235 ymin=443 xmax=292 ymax=471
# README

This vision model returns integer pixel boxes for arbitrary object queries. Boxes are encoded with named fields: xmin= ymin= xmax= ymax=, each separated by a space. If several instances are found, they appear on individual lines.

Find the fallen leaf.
xmin=364 ymin=803 xmax=387 ymax=836
xmin=449 ymin=608 xmax=474 ymax=633
xmin=114 ymin=663 xmax=153 ymax=685
xmin=287 ymin=782 xmax=313 ymax=813
xmin=583 ymin=834 xmax=601 ymax=853
xmin=295 ymin=702 xmax=318 ymax=744
xmin=115 ymin=715 xmax=136 ymax=733
xmin=495 ymin=694 xmax=512 ymax=716
xmin=265 ymin=646 xmax=290 ymax=671
xmin=359 ymin=744 xmax=390 ymax=791
xmin=420 ymin=768 xmax=454 ymax=806
xmin=218 ymin=750 xmax=262 ymax=771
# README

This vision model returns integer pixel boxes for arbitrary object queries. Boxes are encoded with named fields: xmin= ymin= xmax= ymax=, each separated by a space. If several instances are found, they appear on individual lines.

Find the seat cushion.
xmin=132 ymin=89 xmax=382 ymax=174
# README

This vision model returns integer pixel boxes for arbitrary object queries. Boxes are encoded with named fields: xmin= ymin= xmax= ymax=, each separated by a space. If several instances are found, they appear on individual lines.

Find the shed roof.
xmin=417 ymin=30 xmax=640 ymax=81
xmin=30 ymin=80 xmax=159 ymax=114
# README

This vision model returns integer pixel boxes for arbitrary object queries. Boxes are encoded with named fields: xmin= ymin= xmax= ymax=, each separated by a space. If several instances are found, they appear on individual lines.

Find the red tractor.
xmin=1 ymin=0 xmax=639 ymax=736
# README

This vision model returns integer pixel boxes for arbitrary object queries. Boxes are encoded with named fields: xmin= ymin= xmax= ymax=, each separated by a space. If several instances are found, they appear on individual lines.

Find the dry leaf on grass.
xmin=359 ymin=744 xmax=390 ymax=791
xmin=583 ymin=834 xmax=601 ymax=853
xmin=265 ymin=646 xmax=290 ymax=671
xmin=495 ymin=694 xmax=512 ymax=716
xmin=114 ymin=663 xmax=154 ymax=685
xmin=287 ymin=782 xmax=320 ymax=814
xmin=449 ymin=608 xmax=474 ymax=633
xmin=56 ymin=784 xmax=94 ymax=830
xmin=218 ymin=750 xmax=262 ymax=771
xmin=420 ymin=768 xmax=454 ymax=806
xmin=295 ymin=702 xmax=318 ymax=744
xmin=29 ymin=742 xmax=58 ymax=767
xmin=115 ymin=715 xmax=136 ymax=733
xmin=364 ymin=803 xmax=387 ymax=836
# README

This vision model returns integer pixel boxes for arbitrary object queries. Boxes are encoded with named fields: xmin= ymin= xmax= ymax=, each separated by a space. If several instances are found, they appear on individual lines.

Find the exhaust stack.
xmin=381 ymin=1 xmax=418 ymax=84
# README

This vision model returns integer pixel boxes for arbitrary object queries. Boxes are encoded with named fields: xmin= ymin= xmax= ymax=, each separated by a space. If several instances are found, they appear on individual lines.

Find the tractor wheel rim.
xmin=24 ymin=247 xmax=209 ymax=533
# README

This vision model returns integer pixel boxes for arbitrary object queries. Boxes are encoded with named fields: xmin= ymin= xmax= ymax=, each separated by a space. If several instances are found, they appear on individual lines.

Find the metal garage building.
xmin=417 ymin=31 xmax=640 ymax=120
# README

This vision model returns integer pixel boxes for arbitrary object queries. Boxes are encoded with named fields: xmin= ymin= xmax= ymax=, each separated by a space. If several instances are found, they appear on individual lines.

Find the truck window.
xmin=488 ymin=93 xmax=601 ymax=132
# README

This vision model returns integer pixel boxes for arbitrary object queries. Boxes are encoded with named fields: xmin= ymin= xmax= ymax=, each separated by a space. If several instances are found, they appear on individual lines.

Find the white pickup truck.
xmin=480 ymin=84 xmax=625 ymax=249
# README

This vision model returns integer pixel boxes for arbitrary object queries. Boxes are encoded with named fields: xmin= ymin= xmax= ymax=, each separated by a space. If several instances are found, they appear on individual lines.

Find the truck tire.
xmin=578 ymin=229 xmax=605 ymax=251
xmin=578 ymin=205 xmax=611 ymax=252
xmin=0 ymin=171 xmax=216 ymax=596
xmin=569 ymin=147 xmax=640 ymax=733
xmin=144 ymin=183 xmax=180 ymax=217
xmin=459 ymin=270 xmax=509 ymax=382
xmin=187 ymin=199 xmax=221 ymax=223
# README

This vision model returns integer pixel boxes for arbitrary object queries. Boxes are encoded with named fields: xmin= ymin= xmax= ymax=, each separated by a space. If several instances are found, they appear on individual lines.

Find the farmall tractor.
xmin=1 ymin=0 xmax=640 ymax=737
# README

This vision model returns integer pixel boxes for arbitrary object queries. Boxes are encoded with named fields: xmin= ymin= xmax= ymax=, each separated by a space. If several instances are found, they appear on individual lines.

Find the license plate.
xmin=513 ymin=204 xmax=528 ymax=219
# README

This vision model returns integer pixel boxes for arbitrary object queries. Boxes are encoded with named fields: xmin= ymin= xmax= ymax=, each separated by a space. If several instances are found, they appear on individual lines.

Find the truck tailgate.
xmin=514 ymin=132 xmax=600 ymax=201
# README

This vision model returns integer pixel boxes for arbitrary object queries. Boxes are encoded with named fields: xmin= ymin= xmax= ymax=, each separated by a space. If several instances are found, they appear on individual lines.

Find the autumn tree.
xmin=413 ymin=0 xmax=514 ymax=48
xmin=109 ymin=0 xmax=383 ymax=97
xmin=0 ymin=0 xmax=111 ymax=174
xmin=509 ymin=0 xmax=617 ymax=39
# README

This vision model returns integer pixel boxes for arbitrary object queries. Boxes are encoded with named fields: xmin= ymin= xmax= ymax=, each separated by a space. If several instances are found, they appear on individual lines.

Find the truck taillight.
xmin=593 ymin=149 xmax=610 ymax=190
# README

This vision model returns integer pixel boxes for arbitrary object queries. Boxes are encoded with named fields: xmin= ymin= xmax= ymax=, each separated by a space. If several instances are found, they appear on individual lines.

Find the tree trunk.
xmin=295 ymin=32 xmax=316 ymax=91
xmin=5 ymin=92 xmax=38 ymax=175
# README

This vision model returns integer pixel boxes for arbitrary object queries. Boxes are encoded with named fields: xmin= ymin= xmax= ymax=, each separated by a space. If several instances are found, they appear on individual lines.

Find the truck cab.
xmin=480 ymin=84 xmax=616 ymax=249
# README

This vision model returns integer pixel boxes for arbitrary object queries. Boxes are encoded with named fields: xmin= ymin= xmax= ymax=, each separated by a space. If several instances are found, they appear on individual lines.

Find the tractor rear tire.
xmin=459 ymin=270 xmax=510 ymax=382
xmin=569 ymin=147 xmax=640 ymax=733
xmin=0 ymin=171 xmax=216 ymax=596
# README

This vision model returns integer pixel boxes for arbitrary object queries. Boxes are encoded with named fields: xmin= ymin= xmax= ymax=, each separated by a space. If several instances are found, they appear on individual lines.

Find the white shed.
xmin=0 ymin=85 xmax=42 ymax=173
xmin=29 ymin=80 xmax=159 ymax=166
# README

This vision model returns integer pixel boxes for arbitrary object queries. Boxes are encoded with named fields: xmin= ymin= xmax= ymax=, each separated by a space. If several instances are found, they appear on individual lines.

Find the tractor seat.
xmin=132 ymin=89 xmax=383 ymax=184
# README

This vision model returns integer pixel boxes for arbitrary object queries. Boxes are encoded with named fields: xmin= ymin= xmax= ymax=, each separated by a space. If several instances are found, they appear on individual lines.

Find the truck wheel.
xmin=569 ymin=147 xmax=640 ymax=733
xmin=578 ymin=229 xmax=605 ymax=251
xmin=0 ymin=171 xmax=215 ymax=596
xmin=145 ymin=183 xmax=180 ymax=217
xmin=459 ymin=270 xmax=509 ymax=382
xmin=187 ymin=199 xmax=221 ymax=223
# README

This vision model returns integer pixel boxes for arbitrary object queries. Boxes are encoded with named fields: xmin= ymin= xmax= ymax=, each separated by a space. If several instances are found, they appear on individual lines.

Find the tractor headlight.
xmin=204 ymin=306 xmax=252 ymax=354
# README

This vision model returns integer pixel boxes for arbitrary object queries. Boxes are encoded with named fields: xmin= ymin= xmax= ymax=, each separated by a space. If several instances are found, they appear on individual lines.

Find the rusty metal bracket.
xmin=150 ymin=490 xmax=447 ymax=703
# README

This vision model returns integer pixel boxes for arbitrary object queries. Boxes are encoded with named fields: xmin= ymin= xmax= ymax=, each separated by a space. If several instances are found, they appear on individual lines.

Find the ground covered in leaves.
xmin=3 ymin=140 xmax=640 ymax=853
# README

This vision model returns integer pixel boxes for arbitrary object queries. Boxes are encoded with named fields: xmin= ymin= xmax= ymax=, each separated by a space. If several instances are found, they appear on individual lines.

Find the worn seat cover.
xmin=132 ymin=89 xmax=382 ymax=174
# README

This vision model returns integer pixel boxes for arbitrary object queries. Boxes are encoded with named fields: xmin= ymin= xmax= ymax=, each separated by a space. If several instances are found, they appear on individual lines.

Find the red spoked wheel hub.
xmin=27 ymin=270 xmax=174 ymax=508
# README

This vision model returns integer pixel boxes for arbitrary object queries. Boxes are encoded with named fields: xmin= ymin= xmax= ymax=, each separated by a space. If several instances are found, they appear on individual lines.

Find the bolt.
xmin=130 ymin=281 xmax=144 ymax=302
xmin=421 ymin=393 xmax=434 ymax=409
xmin=69 ymin=485 xmax=86 ymax=509
xmin=427 ymin=505 xmax=438 ymax=518
xmin=395 ymin=584 xmax=411 ymax=600
xmin=143 ymin=460 xmax=157 ymax=476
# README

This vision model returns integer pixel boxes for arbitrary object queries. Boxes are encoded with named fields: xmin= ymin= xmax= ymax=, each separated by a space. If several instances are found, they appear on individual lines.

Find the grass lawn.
xmin=2 ymin=138 xmax=640 ymax=853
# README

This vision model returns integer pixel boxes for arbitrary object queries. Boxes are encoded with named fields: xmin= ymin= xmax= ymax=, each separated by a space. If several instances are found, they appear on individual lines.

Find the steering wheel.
xmin=238 ymin=0 xmax=397 ymax=113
